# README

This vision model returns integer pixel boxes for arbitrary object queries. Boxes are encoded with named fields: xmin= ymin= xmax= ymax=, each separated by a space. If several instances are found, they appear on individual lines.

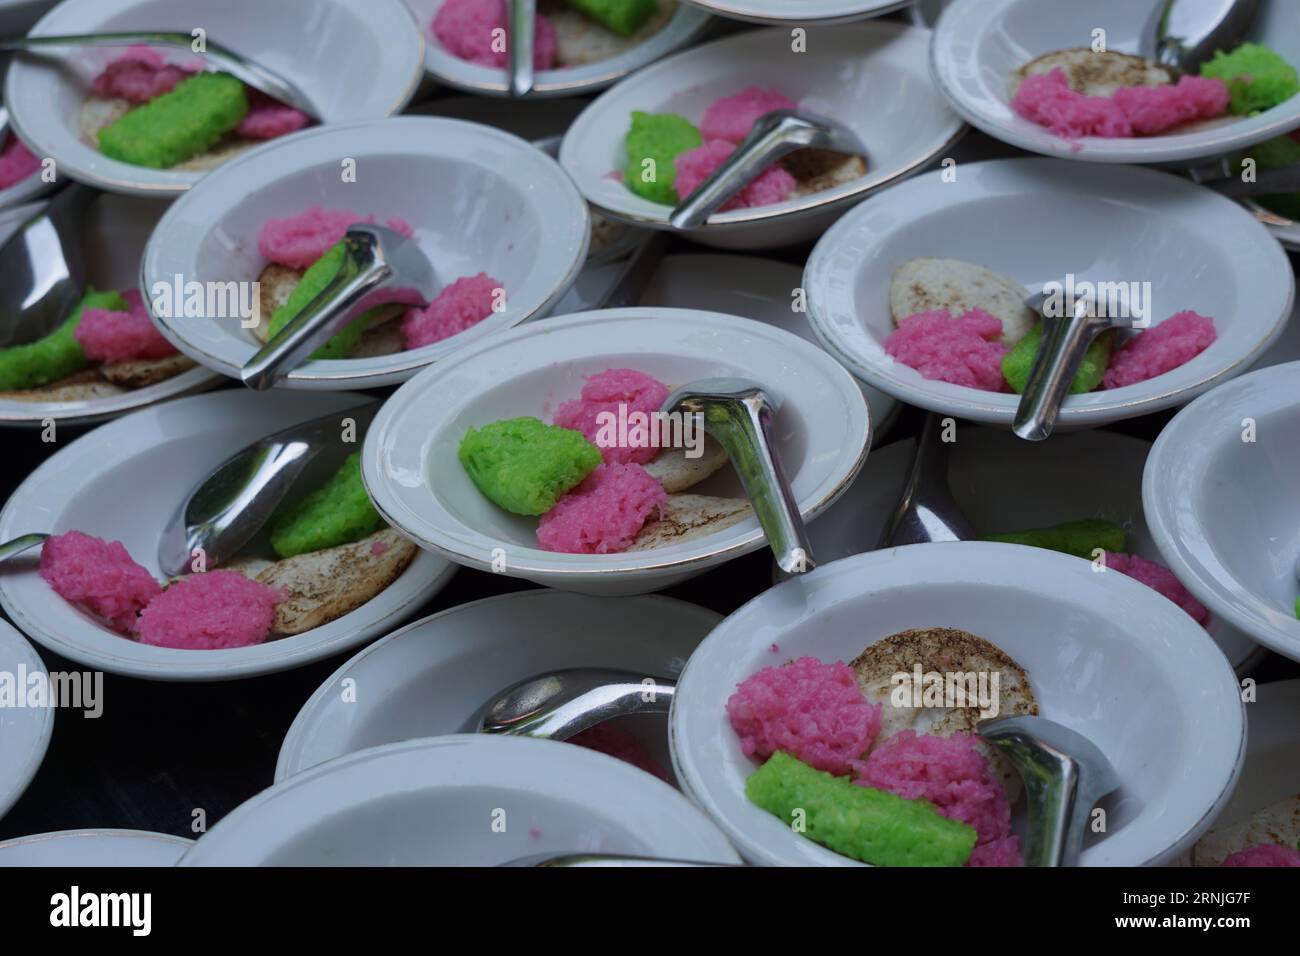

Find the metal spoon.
xmin=0 ymin=31 xmax=320 ymax=120
xmin=0 ymin=532 xmax=48 ymax=567
xmin=473 ymin=668 xmax=675 ymax=739
xmin=508 ymin=0 xmax=536 ymax=98
xmin=662 ymin=378 xmax=815 ymax=575
xmin=879 ymin=412 xmax=973 ymax=547
xmin=978 ymin=714 xmax=1121 ymax=867
xmin=1142 ymin=0 xmax=1259 ymax=74
xmin=156 ymin=400 xmax=382 ymax=576
xmin=669 ymin=110 xmax=867 ymax=230
xmin=240 ymin=224 xmax=439 ymax=390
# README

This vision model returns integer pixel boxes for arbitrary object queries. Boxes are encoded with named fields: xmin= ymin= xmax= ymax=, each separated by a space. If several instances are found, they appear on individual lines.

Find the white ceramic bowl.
xmin=802 ymin=429 xmax=1261 ymax=671
xmin=0 ymin=389 xmax=457 ymax=680
xmin=560 ymin=21 xmax=964 ymax=250
xmin=682 ymin=0 xmax=908 ymax=25
xmin=0 ymin=828 xmax=191 ymax=865
xmin=362 ymin=307 xmax=871 ymax=596
xmin=931 ymin=0 xmax=1300 ymax=164
xmin=408 ymin=0 xmax=712 ymax=98
xmin=0 ymin=0 xmax=55 ymax=40
xmin=671 ymin=542 xmax=1246 ymax=866
xmin=142 ymin=116 xmax=590 ymax=390
xmin=0 ymin=620 xmax=52 ymax=820
xmin=0 ymin=193 xmax=222 ymax=427
xmin=276 ymin=590 xmax=720 ymax=781
xmin=804 ymin=157 xmax=1294 ymax=428
xmin=1144 ymin=360 xmax=1300 ymax=663
xmin=181 ymin=735 xmax=742 ymax=866
xmin=3 ymin=0 xmax=425 ymax=196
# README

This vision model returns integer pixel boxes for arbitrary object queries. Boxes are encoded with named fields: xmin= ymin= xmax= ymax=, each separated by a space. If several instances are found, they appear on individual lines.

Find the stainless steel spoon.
xmin=473 ymin=667 xmax=676 ymax=739
xmin=1142 ymin=0 xmax=1259 ymax=74
xmin=0 ymin=31 xmax=321 ymax=120
xmin=0 ymin=532 xmax=48 ymax=567
xmin=879 ymin=412 xmax=973 ymax=547
xmin=1012 ymin=293 xmax=1109 ymax=442
xmin=669 ymin=110 xmax=867 ymax=230
xmin=508 ymin=0 xmax=536 ymax=98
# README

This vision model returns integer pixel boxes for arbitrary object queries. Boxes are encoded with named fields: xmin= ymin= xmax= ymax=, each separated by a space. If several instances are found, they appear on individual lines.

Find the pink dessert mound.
xmin=569 ymin=723 xmax=672 ymax=783
xmin=1104 ymin=552 xmax=1210 ymax=625
xmin=674 ymin=141 xmax=797 ymax=209
xmin=1221 ymin=845 xmax=1300 ymax=867
xmin=0 ymin=134 xmax=41 ymax=190
xmin=884 ymin=308 xmax=1009 ymax=391
xmin=432 ymin=0 xmax=557 ymax=70
xmin=536 ymin=462 xmax=666 ymax=554
xmin=552 ymin=368 xmax=671 ymax=465
xmin=701 ymin=86 xmax=798 ymax=143
xmin=726 ymin=657 xmax=882 ymax=777
xmin=136 ymin=570 xmax=282 ymax=650
xmin=75 ymin=290 xmax=176 ymax=364
xmin=39 ymin=531 xmax=162 ymax=633
xmin=401 ymin=272 xmax=501 ymax=349
xmin=258 ymin=207 xmax=416 ymax=270
xmin=237 ymin=89 xmax=311 ymax=141
xmin=1103 ymin=311 xmax=1216 ymax=389
xmin=91 ymin=46 xmax=191 ymax=104
xmin=857 ymin=730 xmax=1022 ymax=867
xmin=1013 ymin=69 xmax=1229 ymax=139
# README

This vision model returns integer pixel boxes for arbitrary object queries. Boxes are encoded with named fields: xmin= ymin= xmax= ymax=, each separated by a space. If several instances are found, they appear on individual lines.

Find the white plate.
xmin=803 ymin=428 xmax=1261 ymax=671
xmin=3 ymin=0 xmax=425 ymax=196
xmin=407 ymin=0 xmax=712 ymax=98
xmin=0 ymin=193 xmax=222 ymax=427
xmin=554 ymin=253 xmax=901 ymax=438
xmin=671 ymin=542 xmax=1246 ymax=866
xmin=804 ymin=157 xmax=1294 ymax=429
xmin=362 ymin=307 xmax=870 ymax=596
xmin=0 ymin=828 xmax=191 ymax=866
xmin=182 ymin=734 xmax=742 ymax=866
xmin=276 ymin=590 xmax=721 ymax=781
xmin=1144 ymin=360 xmax=1300 ymax=663
xmin=142 ymin=117 xmax=590 ymax=390
xmin=931 ymin=0 xmax=1300 ymax=164
xmin=0 ymin=620 xmax=52 ymax=820
xmin=1204 ymin=679 xmax=1300 ymax=839
xmin=682 ymin=0 xmax=909 ymax=25
xmin=0 ymin=389 xmax=457 ymax=680
xmin=560 ymin=21 xmax=964 ymax=250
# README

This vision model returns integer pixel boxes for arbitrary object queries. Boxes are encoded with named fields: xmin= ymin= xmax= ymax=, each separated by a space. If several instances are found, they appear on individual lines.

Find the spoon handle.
xmin=507 ymin=0 xmax=536 ymax=98
xmin=480 ymin=678 xmax=676 ymax=741
xmin=0 ymin=533 xmax=48 ymax=567
xmin=1012 ymin=303 xmax=1106 ymax=442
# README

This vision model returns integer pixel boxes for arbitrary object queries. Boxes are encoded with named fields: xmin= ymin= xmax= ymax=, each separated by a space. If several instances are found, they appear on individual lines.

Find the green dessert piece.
xmin=266 ymin=242 xmax=377 ymax=360
xmin=0 ymin=288 xmax=129 ymax=390
xmin=99 ymin=72 xmax=249 ymax=169
xmin=1242 ymin=134 xmax=1300 ymax=221
xmin=1002 ymin=322 xmax=1112 ymax=395
xmin=624 ymin=111 xmax=702 ymax=206
xmin=1201 ymin=43 xmax=1300 ymax=116
xmin=565 ymin=0 xmax=657 ymax=36
xmin=985 ymin=518 xmax=1127 ymax=559
xmin=459 ymin=417 xmax=600 ymax=516
xmin=746 ymin=752 xmax=977 ymax=867
xmin=268 ymin=452 xmax=385 ymax=559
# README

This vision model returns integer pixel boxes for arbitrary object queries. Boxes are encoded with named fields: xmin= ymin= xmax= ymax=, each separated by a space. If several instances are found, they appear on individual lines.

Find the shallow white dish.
xmin=804 ymin=428 xmax=1261 ymax=671
xmin=804 ymin=157 xmax=1294 ymax=429
xmin=555 ymin=253 xmax=901 ymax=439
xmin=0 ymin=620 xmax=52 ymax=821
xmin=1144 ymin=360 xmax=1300 ymax=663
xmin=0 ymin=389 xmax=456 ymax=680
xmin=560 ymin=21 xmax=964 ymax=250
xmin=683 ymin=0 xmax=908 ymax=25
xmin=672 ymin=542 xmax=1246 ymax=866
xmin=408 ymin=0 xmax=712 ymax=98
xmin=276 ymin=590 xmax=720 ymax=781
xmin=3 ymin=0 xmax=425 ymax=196
xmin=930 ymin=0 xmax=1300 ymax=164
xmin=142 ymin=117 xmax=589 ymax=390
xmin=362 ymin=307 xmax=870 ymax=596
xmin=0 ymin=193 xmax=221 ymax=427
xmin=0 ymin=828 xmax=191 ymax=866
xmin=183 ymin=734 xmax=742 ymax=866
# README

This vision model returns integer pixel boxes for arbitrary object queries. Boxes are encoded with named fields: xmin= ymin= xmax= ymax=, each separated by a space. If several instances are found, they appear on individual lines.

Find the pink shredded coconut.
xmin=75 ymin=290 xmax=176 ymax=364
xmin=1104 ymin=552 xmax=1210 ymax=625
xmin=726 ymin=657 xmax=882 ymax=777
xmin=90 ymin=45 xmax=191 ymax=104
xmin=884 ymin=308 xmax=1009 ymax=391
xmin=857 ymin=730 xmax=1021 ymax=867
xmin=432 ymin=0 xmax=557 ymax=70
xmin=136 ymin=570 xmax=283 ymax=650
xmin=569 ymin=724 xmax=672 ymax=783
xmin=1013 ymin=69 xmax=1228 ymax=139
xmin=535 ymin=462 xmax=666 ymax=554
xmin=1103 ymin=311 xmax=1216 ymax=389
xmin=401 ymin=272 xmax=501 ymax=349
xmin=674 ymin=141 xmax=796 ymax=209
xmin=552 ymin=368 xmax=671 ymax=465
xmin=39 ymin=531 xmax=161 ymax=633
xmin=258 ymin=207 xmax=415 ymax=270
xmin=700 ymin=86 xmax=798 ymax=143
xmin=1221 ymin=844 xmax=1300 ymax=867
xmin=0 ymin=134 xmax=41 ymax=190
xmin=236 ymin=88 xmax=311 ymax=140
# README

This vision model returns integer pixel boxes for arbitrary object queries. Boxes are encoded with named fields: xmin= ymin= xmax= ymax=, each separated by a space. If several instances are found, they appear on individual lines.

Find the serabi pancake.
xmin=629 ymin=493 xmax=751 ymax=550
xmin=547 ymin=0 xmax=676 ymax=67
xmin=643 ymin=435 xmax=730 ymax=493
xmin=99 ymin=353 xmax=196 ymax=388
xmin=1192 ymin=794 xmax=1300 ymax=866
xmin=0 ymin=368 xmax=124 ymax=403
xmin=1015 ymin=48 xmax=1171 ymax=98
xmin=253 ymin=263 xmax=303 ymax=344
xmin=890 ymin=257 xmax=1036 ymax=345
